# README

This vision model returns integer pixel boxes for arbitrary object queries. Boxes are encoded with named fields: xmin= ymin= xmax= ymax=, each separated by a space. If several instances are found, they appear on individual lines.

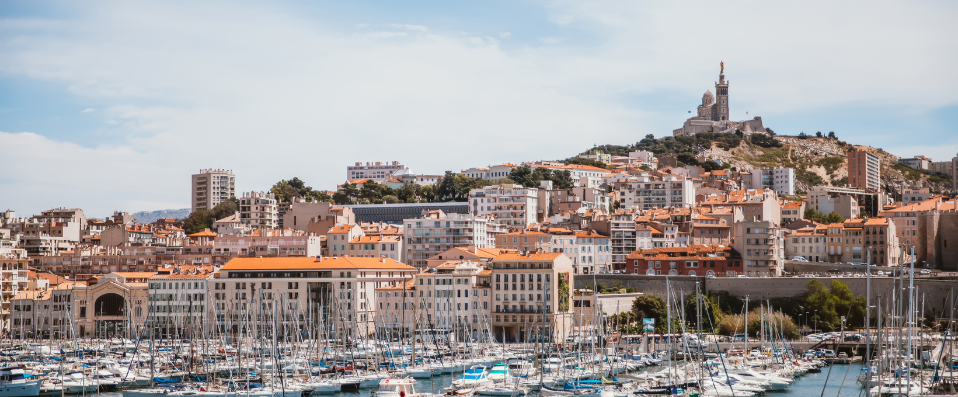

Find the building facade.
xmin=192 ymin=169 xmax=235 ymax=213
xmin=848 ymin=149 xmax=881 ymax=191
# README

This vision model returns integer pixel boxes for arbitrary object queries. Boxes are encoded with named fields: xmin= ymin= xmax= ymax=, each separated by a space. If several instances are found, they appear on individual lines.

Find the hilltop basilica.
xmin=672 ymin=62 xmax=766 ymax=136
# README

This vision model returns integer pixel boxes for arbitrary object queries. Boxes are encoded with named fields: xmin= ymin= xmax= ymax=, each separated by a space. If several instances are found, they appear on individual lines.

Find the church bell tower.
xmin=713 ymin=61 xmax=729 ymax=121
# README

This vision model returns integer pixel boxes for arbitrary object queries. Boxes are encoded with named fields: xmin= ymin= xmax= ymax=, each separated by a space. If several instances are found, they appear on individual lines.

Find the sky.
xmin=1 ymin=0 xmax=957 ymax=218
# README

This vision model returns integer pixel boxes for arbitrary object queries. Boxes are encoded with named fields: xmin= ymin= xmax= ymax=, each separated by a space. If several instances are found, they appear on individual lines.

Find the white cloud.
xmin=0 ymin=0 xmax=955 ymax=216
xmin=81 ymin=108 xmax=95 ymax=113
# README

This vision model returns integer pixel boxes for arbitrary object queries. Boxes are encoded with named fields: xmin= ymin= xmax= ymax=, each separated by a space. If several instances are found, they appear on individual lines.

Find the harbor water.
xmin=92 ymin=363 xmax=870 ymax=397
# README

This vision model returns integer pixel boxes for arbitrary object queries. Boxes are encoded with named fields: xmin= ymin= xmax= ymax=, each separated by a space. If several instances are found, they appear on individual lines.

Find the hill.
xmin=131 ymin=208 xmax=190 ymax=223
xmin=578 ymin=132 xmax=952 ymax=195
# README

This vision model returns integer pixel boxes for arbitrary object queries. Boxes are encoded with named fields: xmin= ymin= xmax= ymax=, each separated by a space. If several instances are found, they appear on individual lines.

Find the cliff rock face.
xmin=701 ymin=135 xmax=950 ymax=194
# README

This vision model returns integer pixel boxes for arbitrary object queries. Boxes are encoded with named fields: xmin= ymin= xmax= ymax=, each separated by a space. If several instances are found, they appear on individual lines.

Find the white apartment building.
xmin=469 ymin=184 xmax=538 ymax=227
xmin=607 ymin=210 xmax=637 ymax=271
xmin=192 ymin=169 xmax=235 ymax=213
xmin=347 ymin=161 xmax=405 ymax=182
xmin=749 ymin=167 xmax=795 ymax=196
xmin=461 ymin=164 xmax=518 ymax=180
xmin=239 ymin=191 xmax=279 ymax=229
xmin=147 ymin=267 xmax=214 ymax=338
xmin=212 ymin=256 xmax=417 ymax=339
xmin=529 ymin=164 xmax=607 ymax=189
xmin=403 ymin=211 xmax=507 ymax=269
xmin=615 ymin=173 xmax=696 ymax=210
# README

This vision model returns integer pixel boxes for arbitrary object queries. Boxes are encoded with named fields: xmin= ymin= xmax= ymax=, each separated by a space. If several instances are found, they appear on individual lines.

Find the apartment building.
xmin=781 ymin=201 xmax=806 ymax=224
xmin=732 ymin=217 xmax=784 ymax=276
xmin=409 ymin=262 xmax=492 ymax=339
xmin=614 ymin=173 xmax=695 ymax=210
xmin=528 ymin=163 xmax=608 ymax=189
xmin=212 ymin=256 xmax=416 ymax=338
xmin=689 ymin=215 xmax=731 ymax=246
xmin=625 ymin=245 xmax=743 ymax=277
xmin=806 ymin=186 xmax=888 ymax=219
xmin=862 ymin=217 xmax=899 ymax=266
xmin=848 ymin=149 xmax=881 ymax=191
xmin=239 ymin=191 xmax=278 ymax=229
xmin=192 ymin=169 xmax=235 ymax=213
xmin=347 ymin=235 xmax=402 ymax=261
xmin=826 ymin=223 xmax=845 ymax=263
xmin=882 ymin=197 xmax=953 ymax=250
xmin=461 ymin=164 xmax=518 ymax=180
xmin=699 ymin=189 xmax=781 ymax=225
xmin=0 ymin=250 xmax=30 ymax=332
xmin=786 ymin=230 xmax=827 ymax=262
xmin=213 ymin=228 xmax=322 ymax=258
xmin=489 ymin=252 xmax=574 ymax=342
xmin=347 ymin=161 xmax=405 ymax=182
xmin=403 ymin=210 xmax=507 ymax=269
xmin=469 ymin=184 xmax=538 ymax=227
xmin=749 ymin=167 xmax=795 ymax=196
xmin=146 ymin=265 xmax=215 ymax=338
xmin=496 ymin=231 xmax=552 ymax=253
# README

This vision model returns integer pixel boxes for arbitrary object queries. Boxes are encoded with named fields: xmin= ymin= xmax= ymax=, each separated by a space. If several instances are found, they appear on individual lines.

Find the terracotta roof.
xmin=492 ymin=252 xmax=563 ymax=261
xmin=189 ymin=229 xmax=217 ymax=237
xmin=112 ymin=272 xmax=157 ymax=279
xmin=222 ymin=256 xmax=415 ymax=271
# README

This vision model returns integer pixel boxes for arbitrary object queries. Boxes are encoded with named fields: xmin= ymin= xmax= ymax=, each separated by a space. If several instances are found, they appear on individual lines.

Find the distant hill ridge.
xmin=131 ymin=208 xmax=190 ymax=223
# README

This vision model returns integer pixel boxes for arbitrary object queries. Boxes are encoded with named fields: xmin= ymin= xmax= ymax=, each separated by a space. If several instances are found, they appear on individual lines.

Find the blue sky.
xmin=1 ymin=0 xmax=957 ymax=217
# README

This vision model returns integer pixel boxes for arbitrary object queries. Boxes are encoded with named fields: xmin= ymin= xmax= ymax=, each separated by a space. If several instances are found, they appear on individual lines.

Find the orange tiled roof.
xmin=222 ymin=256 xmax=415 ymax=271
xmin=492 ymin=252 xmax=563 ymax=261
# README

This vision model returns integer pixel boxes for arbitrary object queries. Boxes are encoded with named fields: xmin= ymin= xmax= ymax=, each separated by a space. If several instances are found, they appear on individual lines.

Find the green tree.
xmin=550 ymin=170 xmax=574 ymax=189
xmin=181 ymin=197 xmax=238 ymax=234
xmin=631 ymin=295 xmax=667 ymax=331
xmin=382 ymin=195 xmax=401 ymax=204
xmin=684 ymin=293 xmax=724 ymax=329
xmin=396 ymin=183 xmax=418 ymax=203
xmin=822 ymin=211 xmax=844 ymax=224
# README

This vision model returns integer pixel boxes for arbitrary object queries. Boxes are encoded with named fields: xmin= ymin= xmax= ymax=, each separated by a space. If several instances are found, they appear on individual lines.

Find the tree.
xmin=827 ymin=131 xmax=837 ymax=139
xmin=684 ymin=293 xmax=724 ymax=329
xmin=270 ymin=177 xmax=328 ymax=202
xmin=382 ymin=195 xmax=401 ymax=204
xmin=822 ymin=211 xmax=844 ymax=224
xmin=631 ymin=295 xmax=667 ymax=331
xmin=565 ymin=157 xmax=610 ymax=170
xmin=181 ymin=197 xmax=238 ymax=234
xmin=551 ymin=170 xmax=574 ymax=189
xmin=396 ymin=183 xmax=418 ymax=203
xmin=816 ymin=131 xmax=823 ymax=138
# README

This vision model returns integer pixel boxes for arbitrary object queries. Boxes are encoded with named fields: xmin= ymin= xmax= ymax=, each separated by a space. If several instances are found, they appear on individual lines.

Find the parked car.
xmin=920 ymin=269 xmax=932 ymax=275
xmin=791 ymin=256 xmax=808 ymax=262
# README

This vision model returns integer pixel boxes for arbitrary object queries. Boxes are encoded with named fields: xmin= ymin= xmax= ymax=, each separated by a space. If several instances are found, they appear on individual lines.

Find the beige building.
xmin=239 ymin=191 xmax=278 ymax=229
xmin=785 ymin=229 xmax=827 ymax=262
xmin=732 ymin=217 xmax=784 ymax=276
xmin=848 ymin=149 xmax=881 ymax=191
xmin=192 ymin=169 xmax=235 ymax=213
xmin=213 ymin=228 xmax=322 ymax=258
xmin=490 ymin=252 xmax=574 ymax=342
xmin=282 ymin=199 xmax=355 ymax=233
xmin=213 ymin=256 xmax=416 ymax=338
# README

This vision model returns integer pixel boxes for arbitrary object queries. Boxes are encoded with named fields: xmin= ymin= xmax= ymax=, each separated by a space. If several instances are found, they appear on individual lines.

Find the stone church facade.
xmin=673 ymin=63 xmax=767 ymax=137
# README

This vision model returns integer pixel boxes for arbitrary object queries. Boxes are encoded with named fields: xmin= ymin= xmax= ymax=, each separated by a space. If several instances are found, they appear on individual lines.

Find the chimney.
xmin=315 ymin=256 xmax=323 ymax=262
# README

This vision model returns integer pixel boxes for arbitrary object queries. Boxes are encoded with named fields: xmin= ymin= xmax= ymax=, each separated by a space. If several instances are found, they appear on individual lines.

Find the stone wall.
xmin=575 ymin=274 xmax=957 ymax=313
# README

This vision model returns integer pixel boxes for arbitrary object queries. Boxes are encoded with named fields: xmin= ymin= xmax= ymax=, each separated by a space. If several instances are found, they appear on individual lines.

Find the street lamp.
xmin=814 ymin=310 xmax=819 ymax=333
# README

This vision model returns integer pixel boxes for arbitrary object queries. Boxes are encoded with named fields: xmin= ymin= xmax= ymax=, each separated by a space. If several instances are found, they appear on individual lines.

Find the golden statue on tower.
xmin=720 ymin=61 xmax=724 ymax=74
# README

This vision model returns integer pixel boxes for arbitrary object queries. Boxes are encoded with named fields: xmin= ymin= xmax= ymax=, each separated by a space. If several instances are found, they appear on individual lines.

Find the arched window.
xmin=94 ymin=293 xmax=125 ymax=316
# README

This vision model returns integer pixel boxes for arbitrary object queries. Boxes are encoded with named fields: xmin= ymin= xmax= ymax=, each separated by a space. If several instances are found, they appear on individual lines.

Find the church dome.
xmin=702 ymin=90 xmax=714 ymax=106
